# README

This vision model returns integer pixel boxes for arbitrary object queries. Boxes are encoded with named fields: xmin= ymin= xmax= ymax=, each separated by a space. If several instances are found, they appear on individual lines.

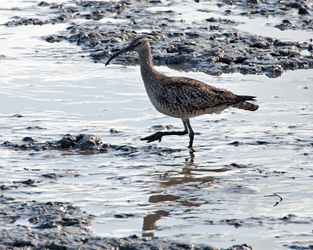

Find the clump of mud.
xmin=2 ymin=134 xmax=103 ymax=151
xmin=1 ymin=133 xmax=138 ymax=154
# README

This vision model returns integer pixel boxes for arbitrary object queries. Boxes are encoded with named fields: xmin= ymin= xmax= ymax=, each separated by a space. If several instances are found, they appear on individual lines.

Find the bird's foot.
xmin=141 ymin=132 xmax=164 ymax=143
xmin=188 ymin=146 xmax=195 ymax=153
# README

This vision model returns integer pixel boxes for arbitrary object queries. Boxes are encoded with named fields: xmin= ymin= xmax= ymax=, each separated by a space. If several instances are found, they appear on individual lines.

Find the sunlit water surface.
xmin=1 ymin=1 xmax=313 ymax=250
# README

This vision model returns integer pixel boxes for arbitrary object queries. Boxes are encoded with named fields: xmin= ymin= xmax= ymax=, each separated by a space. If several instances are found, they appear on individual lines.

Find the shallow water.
xmin=1 ymin=1 xmax=313 ymax=249
xmin=149 ymin=0 xmax=313 ymax=42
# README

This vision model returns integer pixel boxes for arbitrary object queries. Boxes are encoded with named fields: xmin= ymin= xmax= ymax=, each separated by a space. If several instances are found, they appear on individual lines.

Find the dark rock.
xmin=205 ymin=17 xmax=217 ymax=22
xmin=250 ymin=41 xmax=270 ymax=49
xmin=265 ymin=65 xmax=284 ymax=78
xmin=45 ymin=35 xmax=63 ymax=43
xmin=12 ymin=114 xmax=23 ymax=118
xmin=247 ymin=0 xmax=258 ymax=4
xmin=14 ymin=179 xmax=36 ymax=185
xmin=298 ymin=6 xmax=309 ymax=15
xmin=234 ymin=56 xmax=248 ymax=64
xmin=90 ymin=51 xmax=106 ymax=60
xmin=19 ymin=144 xmax=30 ymax=150
xmin=22 ymin=137 xmax=36 ymax=143
xmin=110 ymin=128 xmax=120 ymax=134
xmin=166 ymin=45 xmax=180 ymax=53
xmin=222 ymin=218 xmax=243 ymax=228
xmin=5 ymin=17 xmax=45 ymax=26
xmin=220 ymin=57 xmax=233 ymax=65
xmin=286 ymin=2 xmax=302 ymax=9
xmin=0 ymin=185 xmax=12 ymax=190
xmin=280 ymin=59 xmax=298 ymax=70
xmin=276 ymin=19 xmax=297 ymax=30
xmin=26 ymin=126 xmax=45 ymax=130
xmin=166 ymin=53 xmax=188 ymax=65
xmin=60 ymin=217 xmax=91 ymax=227
xmin=38 ymin=1 xmax=50 ymax=7
xmin=229 ymin=163 xmax=247 ymax=168
xmin=112 ymin=144 xmax=137 ymax=153
xmin=11 ymin=239 xmax=34 ymax=248
xmin=73 ymin=134 xmax=103 ymax=151
xmin=205 ymin=48 xmax=225 ymax=58
xmin=256 ymin=141 xmax=270 ymax=145
xmin=56 ymin=134 xmax=77 ymax=148
xmin=100 ymin=143 xmax=110 ymax=153
xmin=206 ymin=56 xmax=220 ymax=64
xmin=114 ymin=213 xmax=134 ymax=219
xmin=150 ymin=125 xmax=173 ymax=131
xmin=279 ymin=214 xmax=296 ymax=221
xmin=2 ymin=141 xmax=14 ymax=147
xmin=41 ymin=173 xmax=61 ymax=179
xmin=185 ymin=32 xmax=200 ymax=38
xmin=277 ymin=49 xmax=290 ymax=56
xmin=229 ymin=141 xmax=240 ymax=146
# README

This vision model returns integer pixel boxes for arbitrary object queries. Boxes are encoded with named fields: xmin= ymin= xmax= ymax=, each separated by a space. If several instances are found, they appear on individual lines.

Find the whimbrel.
xmin=105 ymin=36 xmax=258 ymax=151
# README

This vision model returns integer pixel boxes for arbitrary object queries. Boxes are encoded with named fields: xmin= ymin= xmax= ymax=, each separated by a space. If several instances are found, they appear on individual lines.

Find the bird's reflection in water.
xmin=142 ymin=210 xmax=170 ymax=237
xmin=142 ymin=152 xmax=229 ymax=237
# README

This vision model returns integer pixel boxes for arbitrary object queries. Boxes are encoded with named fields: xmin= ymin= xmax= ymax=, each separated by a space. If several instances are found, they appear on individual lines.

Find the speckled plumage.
xmin=106 ymin=36 xmax=258 ymax=150
xmin=144 ymin=75 xmax=255 ymax=118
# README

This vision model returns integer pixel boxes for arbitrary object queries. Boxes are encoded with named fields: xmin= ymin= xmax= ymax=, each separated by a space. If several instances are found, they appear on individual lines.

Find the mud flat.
xmin=4 ymin=0 xmax=313 ymax=78
xmin=0 ymin=133 xmax=251 ymax=249
xmin=0 ymin=195 xmax=252 ymax=250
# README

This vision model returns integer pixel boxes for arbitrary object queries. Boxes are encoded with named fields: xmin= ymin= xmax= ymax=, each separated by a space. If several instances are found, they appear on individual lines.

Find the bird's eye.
xmin=137 ymin=41 xmax=143 ymax=46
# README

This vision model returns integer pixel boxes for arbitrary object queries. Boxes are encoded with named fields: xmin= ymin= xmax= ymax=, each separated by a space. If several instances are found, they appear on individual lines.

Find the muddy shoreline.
xmin=0 ymin=195 xmax=255 ymax=250
xmin=4 ymin=0 xmax=313 ymax=78
xmin=1 ymin=131 xmax=312 ymax=249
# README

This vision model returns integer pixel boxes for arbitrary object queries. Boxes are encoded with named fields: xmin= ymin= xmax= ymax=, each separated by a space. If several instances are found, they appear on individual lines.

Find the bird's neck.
xmin=138 ymin=46 xmax=161 ymax=83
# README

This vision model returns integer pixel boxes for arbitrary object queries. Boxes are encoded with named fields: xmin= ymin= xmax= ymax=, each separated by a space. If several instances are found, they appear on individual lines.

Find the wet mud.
xmin=2 ymin=134 xmax=105 ymax=152
xmin=1 ymin=128 xmax=312 ymax=249
xmin=4 ymin=0 xmax=313 ymax=78
xmin=2 ymin=130 xmax=312 ymax=155
xmin=1 ymin=133 xmax=160 ymax=155
xmin=0 ymin=195 xmax=252 ymax=250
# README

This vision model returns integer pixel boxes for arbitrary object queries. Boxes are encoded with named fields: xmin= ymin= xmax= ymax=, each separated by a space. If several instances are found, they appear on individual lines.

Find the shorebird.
xmin=105 ymin=36 xmax=258 ymax=151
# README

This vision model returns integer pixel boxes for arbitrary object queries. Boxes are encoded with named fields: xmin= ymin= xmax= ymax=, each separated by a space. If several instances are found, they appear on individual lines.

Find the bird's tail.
xmin=233 ymin=95 xmax=259 ymax=111
xmin=233 ymin=101 xmax=259 ymax=111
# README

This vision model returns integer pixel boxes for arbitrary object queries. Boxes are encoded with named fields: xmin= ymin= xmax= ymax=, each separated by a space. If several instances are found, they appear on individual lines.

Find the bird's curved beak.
xmin=105 ymin=45 xmax=131 ymax=66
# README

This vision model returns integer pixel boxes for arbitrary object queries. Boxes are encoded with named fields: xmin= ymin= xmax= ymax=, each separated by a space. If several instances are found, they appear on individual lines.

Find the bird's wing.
xmin=157 ymin=76 xmax=238 ymax=110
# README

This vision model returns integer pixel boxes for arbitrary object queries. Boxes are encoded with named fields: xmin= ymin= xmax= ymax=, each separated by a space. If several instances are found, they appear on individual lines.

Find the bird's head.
xmin=105 ymin=36 xmax=150 ymax=66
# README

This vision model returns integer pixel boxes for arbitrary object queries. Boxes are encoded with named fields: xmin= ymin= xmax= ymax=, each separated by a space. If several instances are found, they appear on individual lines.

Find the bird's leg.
xmin=183 ymin=118 xmax=194 ymax=151
xmin=141 ymin=121 xmax=188 ymax=143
